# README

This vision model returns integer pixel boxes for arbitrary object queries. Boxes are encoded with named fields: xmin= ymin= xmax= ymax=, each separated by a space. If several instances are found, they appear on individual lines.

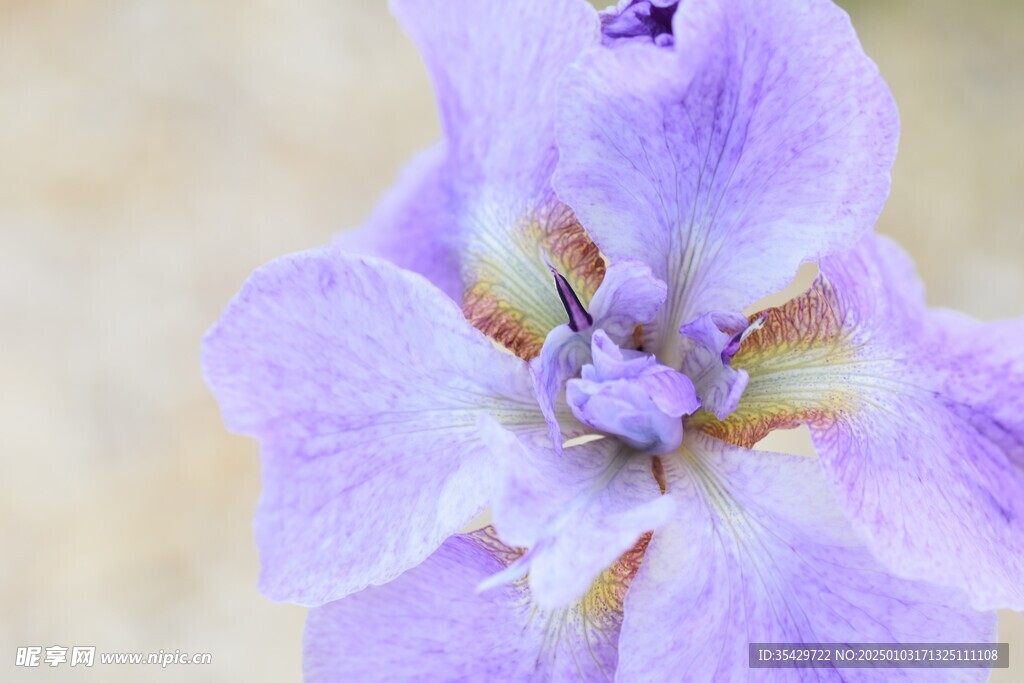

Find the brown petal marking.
xmin=461 ymin=202 xmax=605 ymax=361
xmin=694 ymin=274 xmax=853 ymax=448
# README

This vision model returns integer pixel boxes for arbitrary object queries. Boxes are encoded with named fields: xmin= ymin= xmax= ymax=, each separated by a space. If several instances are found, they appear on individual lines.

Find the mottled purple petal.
xmin=202 ymin=248 xmax=541 ymax=605
xmin=392 ymin=0 xmax=595 ymax=194
xmin=555 ymin=0 xmax=899 ymax=366
xmin=305 ymin=529 xmax=621 ymax=682
xmin=924 ymin=310 xmax=1024 ymax=472
xmin=679 ymin=311 xmax=751 ymax=419
xmin=815 ymin=237 xmax=1024 ymax=611
xmin=480 ymin=418 xmax=672 ymax=608
xmin=710 ymin=234 xmax=1024 ymax=611
xmin=617 ymin=433 xmax=996 ymax=682
xmin=334 ymin=143 xmax=461 ymax=301
xmin=391 ymin=0 xmax=604 ymax=357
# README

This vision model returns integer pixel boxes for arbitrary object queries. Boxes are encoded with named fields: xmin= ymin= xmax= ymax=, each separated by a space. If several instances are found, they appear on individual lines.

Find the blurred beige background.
xmin=1 ymin=1 xmax=1021 ymax=681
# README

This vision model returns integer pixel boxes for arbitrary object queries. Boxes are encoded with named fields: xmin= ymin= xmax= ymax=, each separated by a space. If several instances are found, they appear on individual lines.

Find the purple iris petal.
xmin=586 ymin=259 xmax=667 ymax=346
xmin=617 ymin=433 xmax=996 ymax=682
xmin=304 ymin=529 xmax=622 ymax=681
xmin=201 ymin=248 xmax=545 ymax=606
xmin=556 ymin=0 xmax=899 ymax=367
xmin=347 ymin=0 xmax=603 ymax=347
xmin=480 ymin=417 xmax=673 ymax=608
xmin=810 ymin=235 xmax=1024 ymax=610
xmin=678 ymin=311 xmax=754 ymax=419
xmin=566 ymin=330 xmax=699 ymax=454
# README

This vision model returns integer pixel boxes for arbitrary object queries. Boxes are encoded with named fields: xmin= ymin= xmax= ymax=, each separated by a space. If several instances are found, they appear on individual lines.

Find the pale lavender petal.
xmin=481 ymin=418 xmax=673 ymax=609
xmin=586 ymin=330 xmax=655 ymax=381
xmin=202 ymin=248 xmax=541 ymax=605
xmin=392 ymin=0 xmax=596 ymax=197
xmin=815 ymin=392 xmax=1024 ymax=612
xmin=568 ymin=378 xmax=685 ymax=453
xmin=617 ymin=433 xmax=996 ymax=683
xmin=924 ymin=310 xmax=1024 ymax=472
xmin=720 ymin=234 xmax=1024 ymax=610
xmin=334 ymin=142 xmax=461 ymax=301
xmin=305 ymin=529 xmax=621 ymax=682
xmin=811 ymin=236 xmax=1024 ymax=610
xmin=555 ymin=0 xmax=899 ymax=366
xmin=392 ymin=0 xmax=604 ymax=349
xmin=530 ymin=324 xmax=591 ymax=454
xmin=588 ymin=259 xmax=668 ymax=344
xmin=679 ymin=311 xmax=751 ymax=419
xmin=567 ymin=331 xmax=699 ymax=453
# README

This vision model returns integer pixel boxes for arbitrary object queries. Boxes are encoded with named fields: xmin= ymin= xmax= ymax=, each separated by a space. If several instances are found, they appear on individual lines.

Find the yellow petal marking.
xmin=694 ymin=273 xmax=889 ymax=448
xmin=461 ymin=201 xmax=605 ymax=360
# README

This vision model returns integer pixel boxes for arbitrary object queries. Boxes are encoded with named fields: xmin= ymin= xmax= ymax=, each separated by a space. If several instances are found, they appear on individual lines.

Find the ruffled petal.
xmin=555 ymin=0 xmax=898 ymax=366
xmin=202 ymin=248 xmax=543 ymax=605
xmin=704 ymin=234 xmax=1024 ymax=610
xmin=587 ymin=259 xmax=667 ymax=345
xmin=678 ymin=311 xmax=752 ymax=419
xmin=924 ymin=310 xmax=1024 ymax=473
xmin=481 ymin=418 xmax=672 ymax=609
xmin=392 ymin=0 xmax=604 ymax=359
xmin=530 ymin=325 xmax=592 ymax=454
xmin=567 ymin=331 xmax=699 ymax=453
xmin=617 ymin=433 xmax=996 ymax=683
xmin=305 ymin=528 xmax=630 ymax=682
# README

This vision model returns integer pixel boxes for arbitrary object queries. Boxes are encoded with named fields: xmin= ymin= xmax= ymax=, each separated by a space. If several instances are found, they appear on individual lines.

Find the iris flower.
xmin=203 ymin=0 xmax=1023 ymax=680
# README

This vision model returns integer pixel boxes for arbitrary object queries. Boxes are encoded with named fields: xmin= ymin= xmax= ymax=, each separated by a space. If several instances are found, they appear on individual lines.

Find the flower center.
xmin=566 ymin=330 xmax=700 ymax=454
xmin=550 ymin=270 xmax=700 ymax=454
